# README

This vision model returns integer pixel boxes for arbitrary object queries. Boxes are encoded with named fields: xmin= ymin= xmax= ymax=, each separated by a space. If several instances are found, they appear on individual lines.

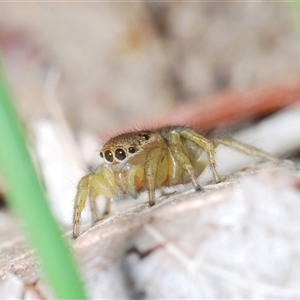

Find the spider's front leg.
xmin=72 ymin=165 xmax=119 ymax=239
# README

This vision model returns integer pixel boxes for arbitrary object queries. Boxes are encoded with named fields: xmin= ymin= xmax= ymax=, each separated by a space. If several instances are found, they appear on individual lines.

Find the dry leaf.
xmin=71 ymin=164 xmax=300 ymax=299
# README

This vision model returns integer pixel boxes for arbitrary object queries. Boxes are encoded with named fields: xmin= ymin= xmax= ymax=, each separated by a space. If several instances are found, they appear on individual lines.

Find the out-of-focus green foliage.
xmin=0 ymin=68 xmax=86 ymax=299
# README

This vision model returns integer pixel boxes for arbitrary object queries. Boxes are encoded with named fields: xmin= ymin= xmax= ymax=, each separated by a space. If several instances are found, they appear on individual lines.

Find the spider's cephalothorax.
xmin=72 ymin=126 xmax=282 ymax=238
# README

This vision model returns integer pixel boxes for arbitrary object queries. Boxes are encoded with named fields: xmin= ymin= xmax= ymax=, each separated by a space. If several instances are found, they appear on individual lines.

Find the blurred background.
xmin=1 ymin=2 xmax=300 ymax=133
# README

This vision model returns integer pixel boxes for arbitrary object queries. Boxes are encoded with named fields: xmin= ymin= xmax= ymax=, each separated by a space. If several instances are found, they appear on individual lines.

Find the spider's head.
xmin=100 ymin=130 xmax=163 ymax=165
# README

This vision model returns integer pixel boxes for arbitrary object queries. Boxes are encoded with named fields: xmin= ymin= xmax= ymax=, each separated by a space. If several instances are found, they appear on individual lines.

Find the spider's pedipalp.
xmin=72 ymin=165 xmax=120 ymax=238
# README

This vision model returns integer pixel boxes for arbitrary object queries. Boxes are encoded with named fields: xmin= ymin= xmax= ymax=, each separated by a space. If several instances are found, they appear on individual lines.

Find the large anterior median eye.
xmin=115 ymin=148 xmax=126 ymax=161
xmin=104 ymin=150 xmax=113 ymax=162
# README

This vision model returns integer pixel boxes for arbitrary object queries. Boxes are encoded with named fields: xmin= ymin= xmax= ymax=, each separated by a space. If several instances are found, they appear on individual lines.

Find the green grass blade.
xmin=0 ymin=69 xmax=86 ymax=299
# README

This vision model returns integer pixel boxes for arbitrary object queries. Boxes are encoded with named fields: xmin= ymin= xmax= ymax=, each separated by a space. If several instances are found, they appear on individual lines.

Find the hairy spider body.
xmin=73 ymin=126 xmax=282 ymax=238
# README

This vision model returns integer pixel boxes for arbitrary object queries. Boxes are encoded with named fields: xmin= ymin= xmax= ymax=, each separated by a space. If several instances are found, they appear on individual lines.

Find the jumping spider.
xmin=72 ymin=126 xmax=283 ymax=238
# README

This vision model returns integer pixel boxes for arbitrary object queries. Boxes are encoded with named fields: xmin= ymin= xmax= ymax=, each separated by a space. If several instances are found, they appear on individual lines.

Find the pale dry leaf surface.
xmin=0 ymin=211 xmax=52 ymax=299
xmin=72 ymin=164 xmax=300 ymax=299
xmin=0 ymin=164 xmax=300 ymax=298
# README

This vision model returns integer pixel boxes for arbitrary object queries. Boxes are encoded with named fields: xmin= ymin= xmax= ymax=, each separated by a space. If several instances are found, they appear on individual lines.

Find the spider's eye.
xmin=104 ymin=150 xmax=114 ymax=162
xmin=115 ymin=148 xmax=126 ymax=161
xmin=128 ymin=147 xmax=135 ymax=153
xmin=141 ymin=133 xmax=149 ymax=140
xmin=100 ymin=152 xmax=103 ymax=158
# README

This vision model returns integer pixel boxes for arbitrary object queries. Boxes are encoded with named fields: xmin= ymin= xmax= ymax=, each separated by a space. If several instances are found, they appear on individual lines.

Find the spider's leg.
xmin=145 ymin=148 xmax=166 ymax=206
xmin=73 ymin=175 xmax=90 ymax=239
xmin=103 ymin=197 xmax=111 ymax=215
xmin=89 ymin=187 xmax=99 ymax=224
xmin=175 ymin=128 xmax=221 ymax=184
xmin=214 ymin=137 xmax=282 ymax=163
xmin=89 ymin=188 xmax=111 ymax=224
xmin=167 ymin=130 xmax=203 ymax=191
